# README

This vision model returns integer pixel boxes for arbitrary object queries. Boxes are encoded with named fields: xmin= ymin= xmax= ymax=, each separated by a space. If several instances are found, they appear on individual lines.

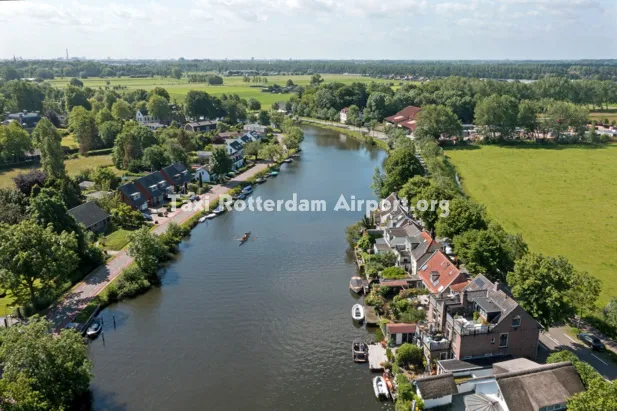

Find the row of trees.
xmin=5 ymin=59 xmax=617 ymax=80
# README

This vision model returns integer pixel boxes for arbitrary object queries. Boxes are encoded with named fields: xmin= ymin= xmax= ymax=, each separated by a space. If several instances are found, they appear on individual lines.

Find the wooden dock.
xmin=364 ymin=306 xmax=379 ymax=326
xmin=368 ymin=344 xmax=388 ymax=370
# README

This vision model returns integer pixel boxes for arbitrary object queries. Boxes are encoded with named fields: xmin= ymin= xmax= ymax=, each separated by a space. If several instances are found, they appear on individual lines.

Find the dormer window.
xmin=149 ymin=184 xmax=157 ymax=190
xmin=131 ymin=193 xmax=140 ymax=200
xmin=158 ymin=181 xmax=166 ymax=188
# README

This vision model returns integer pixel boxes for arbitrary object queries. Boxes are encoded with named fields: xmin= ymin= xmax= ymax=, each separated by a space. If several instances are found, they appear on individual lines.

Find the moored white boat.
xmin=213 ymin=206 xmax=225 ymax=215
xmin=351 ymin=304 xmax=364 ymax=322
xmin=349 ymin=276 xmax=363 ymax=294
xmin=372 ymin=376 xmax=390 ymax=399
xmin=198 ymin=216 xmax=208 ymax=223
xmin=205 ymin=213 xmax=217 ymax=219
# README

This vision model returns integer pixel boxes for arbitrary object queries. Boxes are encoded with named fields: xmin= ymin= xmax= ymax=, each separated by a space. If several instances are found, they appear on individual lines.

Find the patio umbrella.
xmin=463 ymin=393 xmax=503 ymax=411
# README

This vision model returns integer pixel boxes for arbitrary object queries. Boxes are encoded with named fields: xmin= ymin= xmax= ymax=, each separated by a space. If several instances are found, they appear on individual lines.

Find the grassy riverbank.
xmin=301 ymin=120 xmax=390 ymax=151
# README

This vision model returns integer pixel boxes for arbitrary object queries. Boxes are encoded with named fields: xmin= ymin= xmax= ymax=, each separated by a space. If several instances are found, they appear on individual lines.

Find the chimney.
xmin=494 ymin=280 xmax=504 ymax=292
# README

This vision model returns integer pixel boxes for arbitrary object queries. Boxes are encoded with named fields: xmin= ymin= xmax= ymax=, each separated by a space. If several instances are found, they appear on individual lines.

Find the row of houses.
xmin=371 ymin=193 xmax=541 ymax=369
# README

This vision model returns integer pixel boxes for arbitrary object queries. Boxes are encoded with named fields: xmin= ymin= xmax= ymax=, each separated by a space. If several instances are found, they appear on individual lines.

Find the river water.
xmin=88 ymin=126 xmax=389 ymax=411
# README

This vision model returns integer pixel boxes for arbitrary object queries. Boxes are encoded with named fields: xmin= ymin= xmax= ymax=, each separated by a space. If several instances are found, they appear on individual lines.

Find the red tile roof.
xmin=386 ymin=323 xmax=417 ymax=334
xmin=385 ymin=106 xmax=422 ymax=126
xmin=417 ymin=250 xmax=466 ymax=294
xmin=449 ymin=281 xmax=471 ymax=293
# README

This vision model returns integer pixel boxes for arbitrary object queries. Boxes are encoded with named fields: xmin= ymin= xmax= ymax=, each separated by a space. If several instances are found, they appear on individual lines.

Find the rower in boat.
xmin=239 ymin=231 xmax=251 ymax=245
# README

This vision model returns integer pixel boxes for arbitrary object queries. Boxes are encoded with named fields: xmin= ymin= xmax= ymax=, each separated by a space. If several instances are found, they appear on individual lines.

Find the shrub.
xmin=396 ymin=343 xmax=423 ymax=367
xmin=382 ymin=266 xmax=407 ymax=279
xmin=114 ymin=266 xmax=151 ymax=301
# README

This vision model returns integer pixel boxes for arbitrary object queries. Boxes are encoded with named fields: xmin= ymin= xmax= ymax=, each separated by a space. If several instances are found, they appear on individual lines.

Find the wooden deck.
xmin=364 ymin=306 xmax=379 ymax=326
xmin=368 ymin=344 xmax=388 ymax=370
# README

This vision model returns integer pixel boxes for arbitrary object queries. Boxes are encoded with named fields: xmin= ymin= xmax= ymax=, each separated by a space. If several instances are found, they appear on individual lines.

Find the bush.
xmin=113 ymin=266 xmax=151 ymax=301
xmin=396 ymin=343 xmax=423 ymax=367
xmin=381 ymin=266 xmax=407 ymax=279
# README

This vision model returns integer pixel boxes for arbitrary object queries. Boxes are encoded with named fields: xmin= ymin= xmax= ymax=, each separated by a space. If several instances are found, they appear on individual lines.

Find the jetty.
xmin=368 ymin=344 xmax=388 ymax=370
xmin=364 ymin=306 xmax=379 ymax=326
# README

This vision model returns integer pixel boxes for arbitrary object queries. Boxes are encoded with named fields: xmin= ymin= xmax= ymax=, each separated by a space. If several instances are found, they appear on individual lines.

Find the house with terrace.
xmin=161 ymin=162 xmax=192 ymax=192
xmin=226 ymin=140 xmax=245 ymax=170
xmin=420 ymin=274 xmax=540 ymax=365
xmin=134 ymin=171 xmax=171 ymax=207
xmin=118 ymin=182 xmax=149 ymax=211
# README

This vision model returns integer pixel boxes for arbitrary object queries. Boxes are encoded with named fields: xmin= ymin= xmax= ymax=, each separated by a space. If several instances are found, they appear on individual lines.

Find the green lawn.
xmin=0 ymin=154 xmax=118 ymax=188
xmin=46 ymin=74 xmax=394 ymax=108
xmin=446 ymin=144 xmax=617 ymax=306
xmin=102 ymin=228 xmax=133 ymax=251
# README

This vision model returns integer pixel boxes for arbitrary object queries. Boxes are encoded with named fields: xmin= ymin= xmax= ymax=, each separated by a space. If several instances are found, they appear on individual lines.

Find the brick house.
xmin=421 ymin=274 xmax=540 ymax=364
xmin=384 ymin=105 xmax=422 ymax=134
xmin=134 ymin=171 xmax=171 ymax=207
xmin=160 ymin=162 xmax=192 ymax=192
xmin=118 ymin=182 xmax=149 ymax=211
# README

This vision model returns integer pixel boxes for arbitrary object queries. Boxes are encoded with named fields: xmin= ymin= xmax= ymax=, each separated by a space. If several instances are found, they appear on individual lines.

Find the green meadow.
xmin=46 ymin=74 xmax=391 ymax=108
xmin=445 ymin=144 xmax=617 ymax=306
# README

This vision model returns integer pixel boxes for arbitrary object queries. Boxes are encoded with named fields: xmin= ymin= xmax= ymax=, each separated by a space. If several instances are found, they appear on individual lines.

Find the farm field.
xmin=446 ymin=144 xmax=617 ymax=306
xmin=0 ymin=154 xmax=117 ymax=188
xmin=46 ymin=74 xmax=394 ymax=108
xmin=589 ymin=109 xmax=617 ymax=123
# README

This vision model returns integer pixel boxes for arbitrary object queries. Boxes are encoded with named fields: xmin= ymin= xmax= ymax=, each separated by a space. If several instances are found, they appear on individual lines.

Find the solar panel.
xmin=474 ymin=277 xmax=485 ymax=288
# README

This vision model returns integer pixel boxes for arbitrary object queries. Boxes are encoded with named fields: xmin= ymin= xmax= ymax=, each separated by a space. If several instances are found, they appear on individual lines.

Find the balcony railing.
xmin=423 ymin=336 xmax=451 ymax=351
xmin=447 ymin=313 xmax=493 ymax=336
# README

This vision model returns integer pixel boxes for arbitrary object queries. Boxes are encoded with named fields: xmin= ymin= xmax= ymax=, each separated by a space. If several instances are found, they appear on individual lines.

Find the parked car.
xmin=577 ymin=333 xmax=606 ymax=351
xmin=189 ymin=195 xmax=197 ymax=202
xmin=142 ymin=213 xmax=153 ymax=221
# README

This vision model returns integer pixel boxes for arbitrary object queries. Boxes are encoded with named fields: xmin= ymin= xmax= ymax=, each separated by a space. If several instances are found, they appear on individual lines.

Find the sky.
xmin=0 ymin=0 xmax=615 ymax=60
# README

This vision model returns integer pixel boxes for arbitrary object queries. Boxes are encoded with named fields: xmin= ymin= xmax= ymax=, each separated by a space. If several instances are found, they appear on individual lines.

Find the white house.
xmin=136 ymin=109 xmax=165 ymax=131
xmin=385 ymin=323 xmax=416 ymax=345
xmin=226 ymin=140 xmax=245 ymax=170
xmin=340 ymin=107 xmax=349 ymax=124
xmin=194 ymin=166 xmax=211 ymax=183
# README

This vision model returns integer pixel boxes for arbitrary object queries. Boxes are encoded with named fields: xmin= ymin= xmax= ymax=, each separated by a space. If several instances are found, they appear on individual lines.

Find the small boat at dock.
xmin=239 ymin=231 xmax=251 ymax=246
xmin=213 ymin=206 xmax=225 ymax=215
xmin=351 ymin=304 xmax=364 ymax=322
xmin=349 ymin=276 xmax=364 ymax=294
xmin=269 ymin=171 xmax=279 ymax=177
xmin=282 ymin=158 xmax=292 ymax=163
xmin=373 ymin=376 xmax=390 ymax=399
xmin=256 ymin=177 xmax=266 ymax=184
xmin=352 ymin=338 xmax=368 ymax=363
xmin=242 ymin=185 xmax=253 ymax=194
xmin=198 ymin=216 xmax=208 ymax=223
xmin=205 ymin=213 xmax=216 ymax=219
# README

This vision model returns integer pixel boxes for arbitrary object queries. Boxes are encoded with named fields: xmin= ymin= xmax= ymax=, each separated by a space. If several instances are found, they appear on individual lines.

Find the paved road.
xmin=538 ymin=326 xmax=617 ymax=380
xmin=46 ymin=163 xmax=269 ymax=330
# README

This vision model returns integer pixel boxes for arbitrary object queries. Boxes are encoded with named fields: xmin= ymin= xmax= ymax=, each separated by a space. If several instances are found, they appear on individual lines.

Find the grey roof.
xmin=474 ymin=297 xmax=503 ymax=315
xmin=68 ymin=202 xmax=110 ymax=229
xmin=438 ymin=355 xmax=515 ymax=373
xmin=137 ymin=108 xmax=149 ymax=116
xmin=134 ymin=171 xmax=167 ymax=197
xmin=415 ymin=373 xmax=458 ymax=400
xmin=118 ymin=182 xmax=147 ymax=209
xmin=85 ymin=191 xmax=111 ymax=200
xmin=229 ymin=141 xmax=243 ymax=152
xmin=240 ymin=135 xmax=253 ymax=144
xmin=186 ymin=120 xmax=217 ymax=127
xmin=463 ymin=274 xmax=525 ymax=327
xmin=374 ymin=238 xmax=391 ymax=252
xmin=496 ymin=362 xmax=584 ymax=411
xmin=493 ymin=358 xmax=541 ymax=375
xmin=161 ymin=162 xmax=192 ymax=185
xmin=79 ymin=180 xmax=95 ymax=190
xmin=196 ymin=151 xmax=212 ymax=159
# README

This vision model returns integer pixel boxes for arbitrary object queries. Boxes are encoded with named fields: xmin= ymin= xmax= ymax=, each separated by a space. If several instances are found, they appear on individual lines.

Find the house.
xmin=415 ymin=373 xmax=459 ymax=409
xmin=4 ymin=111 xmax=41 ymax=130
xmin=416 ymin=250 xmax=468 ymax=295
xmin=134 ymin=171 xmax=171 ymax=207
xmin=118 ymin=182 xmax=149 ymax=211
xmin=422 ymin=274 xmax=541 ymax=364
xmin=385 ymin=323 xmax=417 ymax=346
xmin=374 ymin=193 xmax=418 ymax=230
xmin=135 ymin=109 xmax=157 ymax=124
xmin=67 ymin=202 xmax=110 ymax=233
xmin=244 ymin=123 xmax=268 ymax=134
xmin=226 ymin=140 xmax=245 ymax=170
xmin=385 ymin=106 xmax=422 ymax=134
xmin=340 ymin=107 xmax=349 ymax=124
xmin=416 ymin=360 xmax=585 ymax=410
xmin=160 ymin=162 xmax=192 ymax=192
xmin=194 ymin=165 xmax=211 ymax=183
xmin=217 ymin=131 xmax=242 ymax=140
xmin=184 ymin=120 xmax=217 ymax=133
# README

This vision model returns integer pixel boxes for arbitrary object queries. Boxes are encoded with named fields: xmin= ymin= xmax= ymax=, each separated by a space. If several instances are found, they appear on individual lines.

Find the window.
xmin=499 ymin=333 xmax=509 ymax=348
xmin=512 ymin=315 xmax=521 ymax=328
xmin=490 ymin=337 xmax=495 ymax=344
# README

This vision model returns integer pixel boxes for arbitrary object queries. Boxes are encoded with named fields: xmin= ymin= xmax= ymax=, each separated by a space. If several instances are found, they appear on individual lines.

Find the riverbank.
xmin=300 ymin=118 xmax=390 ymax=151
xmin=46 ymin=162 xmax=274 ymax=331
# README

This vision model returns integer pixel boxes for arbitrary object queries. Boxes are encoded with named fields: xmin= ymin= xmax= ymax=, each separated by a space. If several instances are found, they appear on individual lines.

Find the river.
xmin=88 ymin=126 xmax=390 ymax=411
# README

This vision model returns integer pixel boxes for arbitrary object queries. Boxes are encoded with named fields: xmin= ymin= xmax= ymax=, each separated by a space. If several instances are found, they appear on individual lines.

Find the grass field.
xmin=0 ymin=154 xmax=117 ymax=188
xmin=589 ymin=109 xmax=617 ymax=123
xmin=102 ymin=228 xmax=133 ymax=251
xmin=46 ymin=74 xmax=392 ymax=108
xmin=445 ymin=144 xmax=617 ymax=306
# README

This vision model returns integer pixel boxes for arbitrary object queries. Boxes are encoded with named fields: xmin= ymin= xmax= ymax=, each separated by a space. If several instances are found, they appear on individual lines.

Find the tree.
xmin=13 ymin=170 xmax=47 ymax=196
xmin=164 ymin=140 xmax=189 ymax=166
xmin=68 ymin=106 xmax=96 ymax=155
xmin=149 ymin=87 xmax=171 ymax=101
xmin=0 ymin=188 xmax=27 ymax=225
xmin=381 ymin=266 xmax=407 ymax=279
xmin=363 ymin=92 xmax=391 ymax=122
xmin=282 ymin=126 xmax=304 ymax=151
xmin=413 ymin=182 xmax=457 ymax=232
xmin=435 ymin=197 xmax=487 ymax=239
xmin=91 ymin=166 xmax=120 ymax=190
xmin=0 ymin=319 xmax=92 ymax=410
xmin=112 ymin=121 xmax=156 ymax=169
xmin=95 ymin=107 xmax=114 ymax=126
xmin=259 ymin=144 xmax=283 ymax=162
xmin=64 ymin=85 xmax=90 ymax=112
xmin=310 ymin=74 xmax=324 ymax=85
xmin=143 ymin=145 xmax=170 ymax=170
xmin=569 ymin=271 xmax=601 ymax=321
xmin=0 ymin=121 xmax=32 ymax=162
xmin=568 ymin=380 xmax=617 ymax=410
xmin=518 ymin=100 xmax=540 ymax=138
xmin=27 ymin=187 xmax=82 ymax=238
xmin=286 ymin=79 xmax=295 ymax=87
xmin=147 ymin=94 xmax=171 ymax=122
xmin=415 ymin=104 xmax=462 ymax=139
xmin=98 ymin=120 xmax=122 ymax=147
xmin=380 ymin=145 xmax=424 ymax=197
xmin=474 ymin=94 xmax=519 ymax=141
xmin=210 ymin=147 xmax=232 ymax=180
xmin=184 ymin=90 xmax=217 ymax=119
xmin=111 ymin=99 xmax=134 ymax=120
xmin=604 ymin=297 xmax=617 ymax=328
xmin=0 ymin=66 xmax=20 ymax=81
xmin=395 ymin=343 xmax=422 ymax=367
xmin=270 ymin=111 xmax=285 ymax=129
xmin=0 ymin=220 xmax=78 ymax=305
xmin=371 ymin=167 xmax=385 ymax=198
xmin=454 ymin=223 xmax=527 ymax=282
xmin=399 ymin=176 xmax=431 ymax=205
xmin=247 ymin=98 xmax=261 ymax=111
xmin=244 ymin=141 xmax=261 ymax=161
xmin=171 ymin=67 xmax=182 ymax=79
xmin=127 ymin=226 xmax=166 ymax=276
xmin=69 ymin=77 xmax=83 ymax=87
xmin=32 ymin=118 xmax=65 ymax=179
xmin=345 ymin=105 xmax=363 ymax=127
xmin=507 ymin=253 xmax=578 ymax=329
xmin=258 ymin=110 xmax=271 ymax=126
